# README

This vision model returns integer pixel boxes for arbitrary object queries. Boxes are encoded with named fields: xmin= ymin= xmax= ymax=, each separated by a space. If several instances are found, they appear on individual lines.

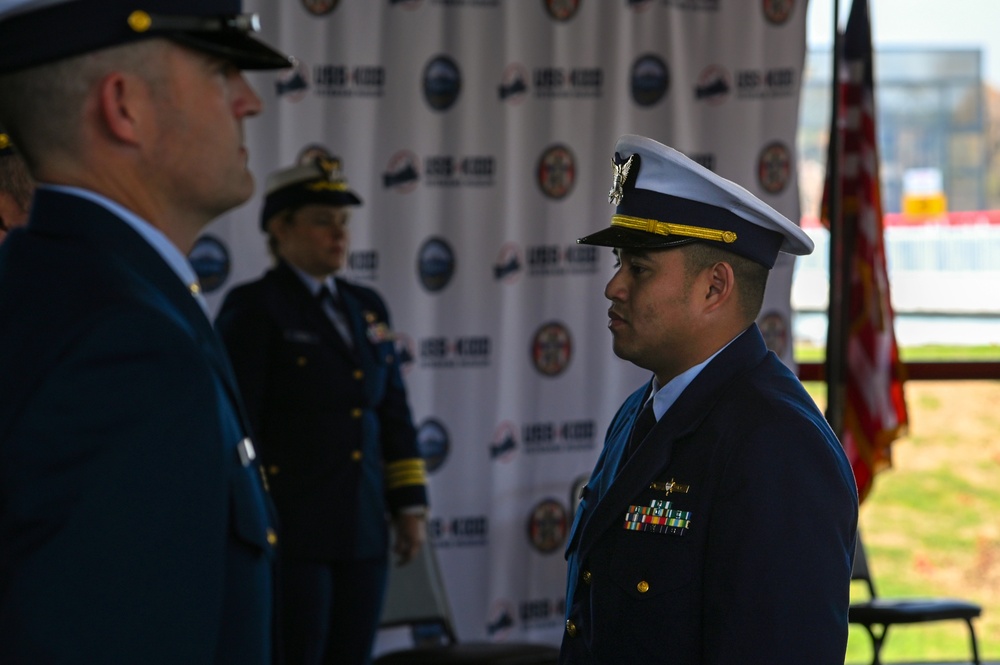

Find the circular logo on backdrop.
xmin=536 ymin=144 xmax=576 ymax=200
xmin=631 ymin=54 xmax=669 ymax=107
xmin=759 ymin=310 xmax=789 ymax=358
xmin=417 ymin=237 xmax=456 ymax=292
xmin=416 ymin=418 xmax=450 ymax=473
xmin=763 ymin=0 xmax=795 ymax=25
xmin=301 ymin=0 xmax=339 ymax=16
xmin=757 ymin=141 xmax=792 ymax=194
xmin=531 ymin=321 xmax=572 ymax=377
xmin=423 ymin=55 xmax=462 ymax=111
xmin=527 ymin=498 xmax=569 ymax=554
xmin=188 ymin=235 xmax=230 ymax=294
xmin=543 ymin=0 xmax=581 ymax=21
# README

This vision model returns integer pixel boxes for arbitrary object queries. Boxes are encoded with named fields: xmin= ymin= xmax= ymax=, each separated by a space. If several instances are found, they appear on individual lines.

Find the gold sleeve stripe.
xmin=386 ymin=459 xmax=428 ymax=489
xmin=611 ymin=214 xmax=737 ymax=244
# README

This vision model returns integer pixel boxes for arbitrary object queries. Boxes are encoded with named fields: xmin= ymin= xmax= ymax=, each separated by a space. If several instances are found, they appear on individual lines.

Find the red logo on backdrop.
xmin=527 ymin=498 xmax=569 ymax=553
xmin=543 ymin=0 xmax=581 ymax=21
xmin=302 ymin=0 xmax=339 ymax=16
xmin=531 ymin=321 xmax=572 ymax=377
xmin=536 ymin=145 xmax=576 ymax=200
xmin=763 ymin=0 xmax=794 ymax=25
xmin=757 ymin=141 xmax=792 ymax=194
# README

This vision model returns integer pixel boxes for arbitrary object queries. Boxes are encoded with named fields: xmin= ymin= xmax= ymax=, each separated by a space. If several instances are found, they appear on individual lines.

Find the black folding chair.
xmin=375 ymin=530 xmax=559 ymax=665
xmin=849 ymin=532 xmax=982 ymax=665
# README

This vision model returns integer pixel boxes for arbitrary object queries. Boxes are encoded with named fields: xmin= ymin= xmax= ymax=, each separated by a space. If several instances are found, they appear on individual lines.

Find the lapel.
xmin=574 ymin=325 xmax=769 ymax=559
xmin=29 ymin=190 xmax=252 ymax=432
xmin=334 ymin=277 xmax=377 ymax=368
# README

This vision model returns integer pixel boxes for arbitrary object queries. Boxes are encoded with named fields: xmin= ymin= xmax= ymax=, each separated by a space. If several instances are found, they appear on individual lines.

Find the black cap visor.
xmin=576 ymin=225 xmax=697 ymax=250
xmin=169 ymin=31 xmax=291 ymax=70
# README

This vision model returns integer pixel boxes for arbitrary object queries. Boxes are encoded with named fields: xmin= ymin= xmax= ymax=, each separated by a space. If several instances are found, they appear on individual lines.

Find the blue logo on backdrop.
xmin=423 ymin=55 xmax=462 ymax=111
xmin=631 ymin=54 xmax=669 ymax=107
xmin=417 ymin=418 xmax=450 ymax=472
xmin=188 ymin=235 xmax=230 ymax=293
xmin=417 ymin=237 xmax=456 ymax=292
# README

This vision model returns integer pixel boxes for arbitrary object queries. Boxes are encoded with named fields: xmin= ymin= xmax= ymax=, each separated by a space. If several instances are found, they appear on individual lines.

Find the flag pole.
xmin=825 ymin=0 xmax=848 ymax=439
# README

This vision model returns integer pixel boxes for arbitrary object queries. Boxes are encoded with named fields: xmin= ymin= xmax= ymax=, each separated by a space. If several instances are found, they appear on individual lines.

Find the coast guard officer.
xmin=216 ymin=158 xmax=429 ymax=665
xmin=561 ymin=135 xmax=859 ymax=664
xmin=0 ymin=1 xmax=291 ymax=663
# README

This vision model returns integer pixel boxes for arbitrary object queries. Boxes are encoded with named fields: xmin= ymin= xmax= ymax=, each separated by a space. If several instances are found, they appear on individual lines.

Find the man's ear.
xmin=96 ymin=72 xmax=146 ymax=146
xmin=703 ymin=260 xmax=735 ymax=312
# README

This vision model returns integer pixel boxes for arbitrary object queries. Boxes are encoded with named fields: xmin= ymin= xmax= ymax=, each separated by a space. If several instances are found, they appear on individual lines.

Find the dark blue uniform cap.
xmin=0 ymin=0 xmax=292 ymax=74
xmin=261 ymin=157 xmax=363 ymax=230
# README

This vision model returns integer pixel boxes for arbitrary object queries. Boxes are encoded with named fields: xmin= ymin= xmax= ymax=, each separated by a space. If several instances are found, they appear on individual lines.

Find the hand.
xmin=392 ymin=512 xmax=427 ymax=565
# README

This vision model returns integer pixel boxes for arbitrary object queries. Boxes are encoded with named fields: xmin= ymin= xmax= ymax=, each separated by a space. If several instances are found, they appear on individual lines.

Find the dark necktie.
xmin=627 ymin=399 xmax=657 ymax=458
xmin=317 ymin=285 xmax=354 ymax=348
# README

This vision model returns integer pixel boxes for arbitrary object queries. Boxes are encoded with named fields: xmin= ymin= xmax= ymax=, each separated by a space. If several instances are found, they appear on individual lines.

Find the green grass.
xmin=800 ymin=373 xmax=1000 ymax=664
xmin=795 ymin=343 xmax=1000 ymax=363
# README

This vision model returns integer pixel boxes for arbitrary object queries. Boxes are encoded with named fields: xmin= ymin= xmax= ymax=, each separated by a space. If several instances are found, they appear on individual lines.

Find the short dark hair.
xmin=681 ymin=241 xmax=769 ymax=323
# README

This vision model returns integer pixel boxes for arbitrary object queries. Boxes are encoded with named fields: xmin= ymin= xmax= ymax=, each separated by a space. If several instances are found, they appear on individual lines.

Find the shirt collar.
xmin=646 ymin=333 xmax=740 ymax=421
xmin=39 ymin=184 xmax=207 ymax=313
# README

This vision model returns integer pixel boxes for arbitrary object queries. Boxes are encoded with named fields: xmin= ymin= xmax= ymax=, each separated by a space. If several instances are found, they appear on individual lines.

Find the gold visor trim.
xmin=306 ymin=181 xmax=350 ymax=192
xmin=611 ymin=214 xmax=737 ymax=244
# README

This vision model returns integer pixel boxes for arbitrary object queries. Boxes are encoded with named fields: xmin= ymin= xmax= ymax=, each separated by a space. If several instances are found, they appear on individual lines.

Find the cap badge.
xmin=608 ymin=152 xmax=637 ymax=206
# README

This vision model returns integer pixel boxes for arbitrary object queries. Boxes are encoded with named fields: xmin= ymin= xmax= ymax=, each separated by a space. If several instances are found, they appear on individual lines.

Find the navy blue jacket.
xmin=216 ymin=261 xmax=427 ymax=561
xmin=0 ymin=190 xmax=276 ymax=664
xmin=562 ymin=325 xmax=858 ymax=664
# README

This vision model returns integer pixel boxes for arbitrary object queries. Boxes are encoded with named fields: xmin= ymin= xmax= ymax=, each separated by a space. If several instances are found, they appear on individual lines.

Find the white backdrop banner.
xmin=193 ymin=0 xmax=808 ymax=649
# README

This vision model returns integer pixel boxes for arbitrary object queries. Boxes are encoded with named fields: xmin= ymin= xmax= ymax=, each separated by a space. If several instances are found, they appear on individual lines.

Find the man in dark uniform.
xmin=0 ymin=132 xmax=32 ymax=243
xmin=216 ymin=158 xmax=430 ymax=665
xmin=0 ymin=2 xmax=291 ymax=663
xmin=561 ymin=135 xmax=859 ymax=664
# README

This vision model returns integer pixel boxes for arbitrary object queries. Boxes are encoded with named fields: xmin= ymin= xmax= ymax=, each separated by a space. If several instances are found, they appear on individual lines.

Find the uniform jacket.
xmin=562 ymin=325 xmax=859 ymax=664
xmin=215 ymin=261 xmax=427 ymax=561
xmin=0 ymin=190 xmax=276 ymax=664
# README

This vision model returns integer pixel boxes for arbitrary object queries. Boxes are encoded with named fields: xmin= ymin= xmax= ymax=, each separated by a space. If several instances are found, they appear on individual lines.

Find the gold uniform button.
xmin=353 ymin=369 xmax=364 ymax=380
xmin=266 ymin=528 xmax=278 ymax=546
xmin=351 ymin=450 xmax=363 ymax=462
xmin=565 ymin=620 xmax=577 ymax=637
xmin=351 ymin=408 xmax=363 ymax=419
xmin=637 ymin=580 xmax=650 ymax=594
xmin=296 ymin=356 xmax=307 ymax=367
xmin=267 ymin=465 xmax=280 ymax=475
xmin=582 ymin=570 xmax=592 ymax=585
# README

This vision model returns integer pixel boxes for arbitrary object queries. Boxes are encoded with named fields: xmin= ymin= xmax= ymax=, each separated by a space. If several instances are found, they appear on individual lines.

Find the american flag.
xmin=821 ymin=0 xmax=908 ymax=502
